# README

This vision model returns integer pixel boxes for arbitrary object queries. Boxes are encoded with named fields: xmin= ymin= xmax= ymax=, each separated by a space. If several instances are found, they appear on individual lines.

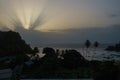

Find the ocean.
xmin=36 ymin=43 xmax=120 ymax=61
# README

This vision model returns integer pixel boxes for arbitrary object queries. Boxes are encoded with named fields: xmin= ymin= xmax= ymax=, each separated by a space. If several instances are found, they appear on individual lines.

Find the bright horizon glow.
xmin=0 ymin=0 xmax=120 ymax=32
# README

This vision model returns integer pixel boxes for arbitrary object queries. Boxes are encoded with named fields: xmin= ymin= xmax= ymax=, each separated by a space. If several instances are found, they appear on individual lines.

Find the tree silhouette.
xmin=33 ymin=47 xmax=39 ymax=56
xmin=0 ymin=31 xmax=34 ymax=56
xmin=85 ymin=40 xmax=91 ymax=48
xmin=92 ymin=41 xmax=99 ymax=60
xmin=62 ymin=50 xmax=87 ymax=69
xmin=105 ymin=41 xmax=120 ymax=52
xmin=0 ymin=31 xmax=38 ymax=80
xmin=85 ymin=40 xmax=91 ymax=57
xmin=56 ymin=49 xmax=60 ymax=57
xmin=41 ymin=47 xmax=58 ymax=70
xmin=94 ymin=41 xmax=99 ymax=48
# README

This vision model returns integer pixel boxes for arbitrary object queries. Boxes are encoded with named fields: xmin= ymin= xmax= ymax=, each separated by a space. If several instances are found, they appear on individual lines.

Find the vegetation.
xmin=0 ymin=31 xmax=35 ymax=57
xmin=105 ymin=41 xmax=120 ymax=52
xmin=94 ymin=41 xmax=99 ymax=49
xmin=90 ymin=60 xmax=120 ymax=80
xmin=85 ymin=40 xmax=91 ymax=57
xmin=85 ymin=40 xmax=91 ymax=48
xmin=0 ymin=31 xmax=39 ymax=80
xmin=22 ymin=47 xmax=91 ymax=79
xmin=22 ymin=47 xmax=120 ymax=80
xmin=0 ymin=31 xmax=120 ymax=80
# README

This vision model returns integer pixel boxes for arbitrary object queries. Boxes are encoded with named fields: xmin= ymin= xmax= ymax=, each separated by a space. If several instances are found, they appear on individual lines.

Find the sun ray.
xmin=0 ymin=0 xmax=47 ymax=30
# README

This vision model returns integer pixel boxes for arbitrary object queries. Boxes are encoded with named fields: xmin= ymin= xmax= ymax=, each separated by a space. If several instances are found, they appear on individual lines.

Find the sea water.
xmin=37 ymin=45 xmax=120 ymax=61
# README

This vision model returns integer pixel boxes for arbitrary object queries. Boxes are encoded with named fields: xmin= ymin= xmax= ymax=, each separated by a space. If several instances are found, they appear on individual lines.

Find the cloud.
xmin=109 ymin=14 xmax=119 ymax=18
xmin=9 ymin=24 xmax=119 ymax=46
xmin=1 ymin=23 xmax=120 ymax=46
xmin=0 ymin=0 xmax=120 ymax=46
xmin=0 ymin=0 xmax=47 ymax=31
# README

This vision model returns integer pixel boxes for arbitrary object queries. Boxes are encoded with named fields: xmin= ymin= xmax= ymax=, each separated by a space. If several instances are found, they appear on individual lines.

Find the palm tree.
xmin=92 ymin=41 xmax=99 ymax=60
xmin=85 ymin=40 xmax=91 ymax=48
xmin=94 ymin=41 xmax=99 ymax=48
xmin=85 ymin=40 xmax=91 ymax=57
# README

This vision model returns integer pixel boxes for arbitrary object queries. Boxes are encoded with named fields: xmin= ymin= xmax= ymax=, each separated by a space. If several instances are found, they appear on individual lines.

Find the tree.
xmin=85 ymin=40 xmax=91 ymax=57
xmin=62 ymin=50 xmax=87 ymax=69
xmin=92 ymin=41 xmax=99 ymax=60
xmin=56 ymin=49 xmax=60 ymax=57
xmin=0 ymin=31 xmax=37 ymax=80
xmin=85 ymin=40 xmax=91 ymax=48
xmin=0 ymin=31 xmax=34 ymax=56
xmin=41 ymin=47 xmax=58 ymax=70
xmin=94 ymin=41 xmax=99 ymax=48
xmin=105 ymin=41 xmax=120 ymax=52
xmin=33 ymin=47 xmax=39 ymax=56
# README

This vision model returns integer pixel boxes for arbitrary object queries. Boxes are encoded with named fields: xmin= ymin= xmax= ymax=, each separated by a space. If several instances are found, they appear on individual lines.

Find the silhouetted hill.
xmin=0 ymin=31 xmax=33 ymax=57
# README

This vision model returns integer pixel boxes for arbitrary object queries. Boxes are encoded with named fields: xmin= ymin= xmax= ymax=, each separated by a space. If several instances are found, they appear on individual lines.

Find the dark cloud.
xmin=109 ymin=14 xmax=119 ymax=18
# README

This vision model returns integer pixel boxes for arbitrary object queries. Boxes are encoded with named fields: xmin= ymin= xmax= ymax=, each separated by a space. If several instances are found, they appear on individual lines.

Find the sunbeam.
xmin=0 ymin=0 xmax=47 ymax=30
xmin=0 ymin=0 xmax=120 ymax=32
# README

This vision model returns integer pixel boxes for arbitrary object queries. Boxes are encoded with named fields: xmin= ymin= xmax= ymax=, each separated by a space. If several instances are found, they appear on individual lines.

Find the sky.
xmin=0 ymin=0 xmax=120 ymax=45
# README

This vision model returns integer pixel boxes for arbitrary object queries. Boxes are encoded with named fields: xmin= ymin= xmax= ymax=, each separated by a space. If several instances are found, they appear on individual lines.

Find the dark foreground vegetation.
xmin=22 ymin=47 xmax=91 ymax=79
xmin=0 ymin=31 xmax=120 ymax=80
xmin=22 ymin=48 xmax=120 ymax=80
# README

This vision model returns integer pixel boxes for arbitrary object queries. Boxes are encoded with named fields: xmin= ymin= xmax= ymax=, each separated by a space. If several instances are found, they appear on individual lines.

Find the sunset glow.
xmin=0 ymin=0 xmax=119 ymax=45
xmin=0 ymin=0 xmax=120 ymax=32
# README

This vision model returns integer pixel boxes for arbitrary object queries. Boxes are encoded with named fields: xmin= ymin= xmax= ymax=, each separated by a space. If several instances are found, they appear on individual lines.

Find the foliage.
xmin=62 ymin=49 xmax=88 ymax=69
xmin=0 ymin=31 xmax=34 ymax=56
xmin=85 ymin=40 xmax=91 ymax=48
xmin=105 ymin=42 xmax=120 ymax=52
xmin=91 ymin=61 xmax=119 ymax=80
xmin=94 ymin=41 xmax=99 ymax=48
